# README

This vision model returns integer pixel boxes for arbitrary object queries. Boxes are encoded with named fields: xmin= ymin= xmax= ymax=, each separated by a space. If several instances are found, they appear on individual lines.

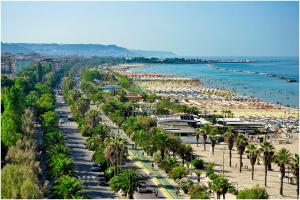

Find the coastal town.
xmin=1 ymin=1 xmax=299 ymax=200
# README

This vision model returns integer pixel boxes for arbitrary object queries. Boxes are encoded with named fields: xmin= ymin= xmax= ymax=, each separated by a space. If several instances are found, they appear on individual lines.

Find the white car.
xmin=59 ymin=119 xmax=64 ymax=124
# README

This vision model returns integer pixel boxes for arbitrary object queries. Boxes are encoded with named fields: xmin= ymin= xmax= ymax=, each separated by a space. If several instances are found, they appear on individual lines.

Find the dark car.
xmin=98 ymin=177 xmax=109 ymax=186
xmin=91 ymin=164 xmax=101 ymax=172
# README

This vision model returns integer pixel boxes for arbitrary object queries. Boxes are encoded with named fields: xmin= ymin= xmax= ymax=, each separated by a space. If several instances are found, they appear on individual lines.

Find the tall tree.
xmin=208 ymin=128 xmax=217 ymax=155
xmin=259 ymin=142 xmax=275 ymax=186
xmin=246 ymin=144 xmax=259 ymax=180
xmin=21 ymin=108 xmax=36 ymax=138
xmin=109 ymin=169 xmax=143 ymax=199
xmin=235 ymin=134 xmax=248 ymax=173
xmin=224 ymin=127 xmax=235 ymax=167
xmin=86 ymin=109 xmax=102 ymax=129
xmin=196 ymin=124 xmax=211 ymax=151
xmin=274 ymin=148 xmax=291 ymax=195
xmin=290 ymin=154 xmax=299 ymax=198
xmin=36 ymin=63 xmax=43 ymax=82
xmin=76 ymin=97 xmax=90 ymax=117
xmin=104 ymin=137 xmax=128 ymax=175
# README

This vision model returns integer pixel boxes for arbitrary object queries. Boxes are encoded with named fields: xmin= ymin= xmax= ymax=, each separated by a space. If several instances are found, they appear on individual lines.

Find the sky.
xmin=1 ymin=1 xmax=299 ymax=57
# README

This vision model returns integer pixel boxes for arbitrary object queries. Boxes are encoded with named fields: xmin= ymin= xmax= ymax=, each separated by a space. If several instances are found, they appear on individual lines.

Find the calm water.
xmin=131 ymin=57 xmax=299 ymax=108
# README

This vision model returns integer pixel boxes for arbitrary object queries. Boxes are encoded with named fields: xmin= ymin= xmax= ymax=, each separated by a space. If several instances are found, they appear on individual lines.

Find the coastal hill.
xmin=1 ymin=42 xmax=176 ymax=58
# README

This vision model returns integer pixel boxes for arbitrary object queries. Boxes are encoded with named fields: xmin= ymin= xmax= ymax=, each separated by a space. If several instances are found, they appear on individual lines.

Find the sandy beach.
xmin=192 ymin=140 xmax=299 ymax=199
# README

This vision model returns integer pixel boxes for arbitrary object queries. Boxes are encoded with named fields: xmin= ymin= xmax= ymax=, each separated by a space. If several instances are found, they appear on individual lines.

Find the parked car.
xmin=91 ymin=164 xmax=101 ymax=172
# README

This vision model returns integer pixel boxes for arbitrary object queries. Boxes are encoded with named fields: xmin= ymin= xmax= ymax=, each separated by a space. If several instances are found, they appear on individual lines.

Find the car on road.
xmin=98 ymin=177 xmax=109 ymax=186
xmin=68 ymin=115 xmax=74 ymax=121
xmin=137 ymin=184 xmax=152 ymax=193
xmin=59 ymin=119 xmax=64 ymax=124
xmin=91 ymin=164 xmax=101 ymax=172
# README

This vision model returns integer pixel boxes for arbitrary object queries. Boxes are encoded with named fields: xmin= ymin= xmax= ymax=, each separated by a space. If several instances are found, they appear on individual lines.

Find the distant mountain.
xmin=1 ymin=43 xmax=176 ymax=58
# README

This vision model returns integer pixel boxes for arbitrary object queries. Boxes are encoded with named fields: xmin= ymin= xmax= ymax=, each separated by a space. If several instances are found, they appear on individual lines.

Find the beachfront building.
xmin=156 ymin=114 xmax=210 ymax=143
xmin=216 ymin=118 xmax=265 ymax=134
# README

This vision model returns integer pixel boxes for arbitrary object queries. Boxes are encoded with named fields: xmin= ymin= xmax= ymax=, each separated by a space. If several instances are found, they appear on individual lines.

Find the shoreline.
xmin=111 ymin=64 xmax=299 ymax=112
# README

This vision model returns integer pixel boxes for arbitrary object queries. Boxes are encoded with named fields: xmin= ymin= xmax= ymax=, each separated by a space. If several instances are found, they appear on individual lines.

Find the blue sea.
xmin=131 ymin=57 xmax=299 ymax=108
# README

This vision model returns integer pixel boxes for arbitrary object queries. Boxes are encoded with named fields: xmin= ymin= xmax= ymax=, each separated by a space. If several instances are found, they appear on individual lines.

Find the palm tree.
xmin=109 ymin=169 xmax=143 ymax=199
xmin=76 ymin=97 xmax=90 ymax=117
xmin=52 ymin=175 xmax=82 ymax=199
xmin=104 ymin=137 xmax=128 ymax=175
xmin=224 ymin=127 xmax=235 ymax=167
xmin=209 ymin=128 xmax=217 ymax=155
xmin=210 ymin=176 xmax=230 ymax=199
xmin=195 ymin=169 xmax=203 ymax=182
xmin=274 ymin=148 xmax=291 ymax=195
xmin=260 ymin=142 xmax=275 ymax=186
xmin=86 ymin=109 xmax=102 ymax=129
xmin=166 ymin=135 xmax=182 ymax=157
xmin=235 ymin=134 xmax=248 ymax=173
xmin=246 ymin=144 xmax=259 ymax=180
xmin=196 ymin=124 xmax=211 ymax=151
xmin=178 ymin=144 xmax=193 ymax=165
xmin=290 ymin=154 xmax=299 ymax=198
xmin=193 ymin=129 xmax=201 ymax=147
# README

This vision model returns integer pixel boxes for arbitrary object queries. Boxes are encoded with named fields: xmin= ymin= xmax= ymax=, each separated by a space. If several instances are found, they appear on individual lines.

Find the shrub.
xmin=191 ymin=159 xmax=204 ymax=169
xmin=188 ymin=184 xmax=210 ymax=199
xmin=104 ymin=166 xmax=116 ymax=181
xmin=237 ymin=185 xmax=269 ymax=199
xmin=169 ymin=166 xmax=187 ymax=180
xmin=176 ymin=178 xmax=193 ymax=194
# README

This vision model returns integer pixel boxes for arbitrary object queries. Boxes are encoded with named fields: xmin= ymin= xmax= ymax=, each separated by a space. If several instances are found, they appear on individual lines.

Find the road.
xmin=55 ymin=94 xmax=116 ymax=199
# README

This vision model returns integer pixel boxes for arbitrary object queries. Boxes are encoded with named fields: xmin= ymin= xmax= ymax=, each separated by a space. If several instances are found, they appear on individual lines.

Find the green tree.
xmin=196 ymin=124 xmax=211 ymax=151
xmin=176 ymin=178 xmax=193 ymax=194
xmin=104 ymin=137 xmax=128 ymax=175
xmin=274 ymin=148 xmax=291 ymax=195
xmin=224 ymin=126 xmax=235 ymax=167
xmin=208 ymin=128 xmax=217 ymax=155
xmin=92 ymin=145 xmax=107 ymax=166
xmin=49 ymin=153 xmax=73 ymax=178
xmin=52 ymin=175 xmax=82 ymax=199
xmin=41 ymin=111 xmax=58 ymax=129
xmin=260 ymin=142 xmax=275 ymax=187
xmin=36 ymin=63 xmax=43 ymax=82
xmin=109 ymin=169 xmax=143 ymax=199
xmin=210 ymin=176 xmax=230 ymax=199
xmin=235 ymin=134 xmax=248 ymax=173
xmin=191 ymin=159 xmax=204 ymax=170
xmin=87 ymin=136 xmax=102 ymax=151
xmin=1 ymin=164 xmax=42 ymax=199
xmin=76 ymin=97 xmax=90 ymax=117
xmin=195 ymin=170 xmax=203 ymax=182
xmin=246 ymin=144 xmax=259 ymax=180
xmin=36 ymin=93 xmax=55 ymax=114
xmin=86 ymin=109 xmax=102 ymax=129
xmin=169 ymin=166 xmax=187 ymax=180
xmin=161 ymin=156 xmax=178 ymax=173
xmin=188 ymin=184 xmax=209 ymax=199
xmin=290 ymin=154 xmax=299 ymax=198
xmin=237 ymin=185 xmax=269 ymax=199
xmin=21 ymin=108 xmax=36 ymax=138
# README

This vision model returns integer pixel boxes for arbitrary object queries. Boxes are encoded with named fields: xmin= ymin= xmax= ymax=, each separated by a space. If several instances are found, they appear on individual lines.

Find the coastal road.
xmin=55 ymin=96 xmax=116 ymax=199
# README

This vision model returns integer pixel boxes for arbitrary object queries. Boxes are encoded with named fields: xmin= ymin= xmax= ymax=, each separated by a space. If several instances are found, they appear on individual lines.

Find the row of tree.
xmin=1 ymin=62 xmax=69 ymax=198
xmin=195 ymin=124 xmax=299 ymax=197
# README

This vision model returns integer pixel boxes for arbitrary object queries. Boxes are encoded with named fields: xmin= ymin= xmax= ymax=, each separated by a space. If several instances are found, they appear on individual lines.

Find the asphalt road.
xmin=55 ymin=94 xmax=116 ymax=199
